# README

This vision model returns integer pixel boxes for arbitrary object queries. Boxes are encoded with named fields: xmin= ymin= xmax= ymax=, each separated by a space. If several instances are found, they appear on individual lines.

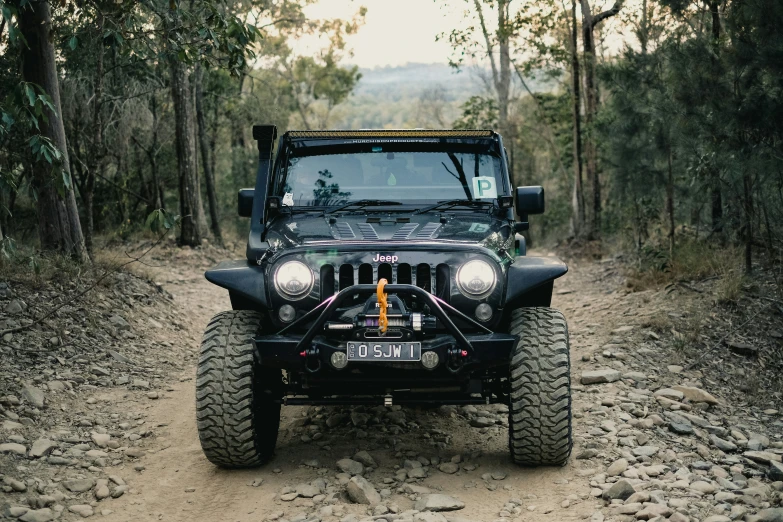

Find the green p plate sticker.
xmin=472 ymin=176 xmax=497 ymax=199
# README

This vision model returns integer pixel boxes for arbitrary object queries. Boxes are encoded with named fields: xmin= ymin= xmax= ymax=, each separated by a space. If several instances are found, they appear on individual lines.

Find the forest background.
xmin=1 ymin=0 xmax=782 ymax=287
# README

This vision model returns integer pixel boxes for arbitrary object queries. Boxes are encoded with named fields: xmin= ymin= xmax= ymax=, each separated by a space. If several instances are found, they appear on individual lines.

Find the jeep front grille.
xmin=320 ymin=263 xmax=450 ymax=300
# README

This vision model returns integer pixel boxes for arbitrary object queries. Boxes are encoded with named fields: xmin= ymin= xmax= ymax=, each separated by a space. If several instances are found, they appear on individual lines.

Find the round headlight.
xmin=274 ymin=261 xmax=314 ymax=299
xmin=456 ymin=259 xmax=496 ymax=297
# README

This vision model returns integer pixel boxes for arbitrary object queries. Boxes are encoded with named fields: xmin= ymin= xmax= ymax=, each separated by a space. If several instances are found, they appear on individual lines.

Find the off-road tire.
xmin=196 ymin=310 xmax=282 ymax=468
xmin=508 ymin=307 xmax=572 ymax=466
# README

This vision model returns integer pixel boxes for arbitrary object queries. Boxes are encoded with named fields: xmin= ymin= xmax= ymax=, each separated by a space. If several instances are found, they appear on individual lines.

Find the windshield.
xmin=280 ymin=152 xmax=504 ymax=207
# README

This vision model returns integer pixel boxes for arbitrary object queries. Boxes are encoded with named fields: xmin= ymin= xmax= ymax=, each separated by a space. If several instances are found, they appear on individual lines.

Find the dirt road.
xmin=93 ymin=250 xmax=783 ymax=522
xmin=92 ymin=252 xmax=604 ymax=522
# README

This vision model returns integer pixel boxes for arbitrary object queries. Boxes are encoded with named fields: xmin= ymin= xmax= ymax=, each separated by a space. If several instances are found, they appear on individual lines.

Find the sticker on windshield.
xmin=283 ymin=193 xmax=294 ymax=206
xmin=472 ymin=176 xmax=497 ymax=199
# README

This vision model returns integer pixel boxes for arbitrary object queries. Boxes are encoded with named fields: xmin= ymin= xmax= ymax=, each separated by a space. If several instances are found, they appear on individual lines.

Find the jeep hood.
xmin=263 ymin=212 xmax=513 ymax=252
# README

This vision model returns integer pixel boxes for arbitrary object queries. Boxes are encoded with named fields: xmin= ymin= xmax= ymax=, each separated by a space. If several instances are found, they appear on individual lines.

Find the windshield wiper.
xmin=324 ymin=199 xmax=403 ymax=215
xmin=414 ymin=199 xmax=495 ymax=215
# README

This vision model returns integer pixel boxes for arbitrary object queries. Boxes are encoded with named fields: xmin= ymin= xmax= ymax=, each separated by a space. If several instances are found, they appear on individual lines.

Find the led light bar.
xmin=287 ymin=129 xmax=494 ymax=139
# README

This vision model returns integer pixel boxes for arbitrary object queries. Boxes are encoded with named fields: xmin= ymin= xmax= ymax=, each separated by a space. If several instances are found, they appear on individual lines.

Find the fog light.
xmin=421 ymin=351 xmax=439 ymax=369
xmin=475 ymin=303 xmax=493 ymax=322
xmin=330 ymin=351 xmax=348 ymax=369
xmin=279 ymin=304 xmax=296 ymax=323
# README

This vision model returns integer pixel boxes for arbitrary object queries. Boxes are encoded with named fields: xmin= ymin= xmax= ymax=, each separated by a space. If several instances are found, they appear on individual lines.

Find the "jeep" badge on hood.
xmin=372 ymin=254 xmax=398 ymax=263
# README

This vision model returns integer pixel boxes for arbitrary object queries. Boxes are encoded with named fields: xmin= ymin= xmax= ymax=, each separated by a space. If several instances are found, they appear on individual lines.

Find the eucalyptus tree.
xmin=439 ymin=0 xmax=514 ymax=141
xmin=260 ymin=8 xmax=366 ymax=130
xmin=4 ymin=0 xmax=87 ymax=260
xmin=579 ymin=0 xmax=623 ymax=239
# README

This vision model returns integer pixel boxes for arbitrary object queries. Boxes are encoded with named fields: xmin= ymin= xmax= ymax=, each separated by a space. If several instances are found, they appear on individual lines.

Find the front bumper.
xmin=256 ymin=332 xmax=515 ymax=374
xmin=254 ymin=283 xmax=516 ymax=376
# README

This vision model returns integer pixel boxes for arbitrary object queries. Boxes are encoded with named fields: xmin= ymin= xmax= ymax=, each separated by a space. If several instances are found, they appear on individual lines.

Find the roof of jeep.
xmin=284 ymin=129 xmax=496 ymax=140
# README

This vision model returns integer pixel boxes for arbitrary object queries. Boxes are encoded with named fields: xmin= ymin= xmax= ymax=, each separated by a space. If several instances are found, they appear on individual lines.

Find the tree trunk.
xmin=168 ymin=45 xmax=204 ymax=246
xmin=85 ymin=12 xmax=105 ymax=256
xmin=580 ymin=0 xmax=623 ymax=240
xmin=209 ymin=101 xmax=218 ymax=185
xmin=667 ymin=145 xmax=675 ymax=257
xmin=711 ymin=175 xmax=723 ymax=234
xmin=639 ymin=0 xmax=649 ymax=55
xmin=581 ymin=1 xmax=599 ymax=239
xmin=569 ymin=0 xmax=585 ymax=238
xmin=707 ymin=0 xmax=724 ymax=237
xmin=149 ymin=95 xmax=164 ymax=210
xmin=473 ymin=0 xmax=511 ymax=138
xmin=133 ymin=138 xmax=154 ymax=217
xmin=742 ymin=170 xmax=753 ymax=273
xmin=17 ymin=0 xmax=87 ymax=261
xmin=190 ymin=96 xmax=209 ymax=238
xmin=195 ymin=66 xmax=223 ymax=245
xmin=496 ymin=0 xmax=511 ymax=138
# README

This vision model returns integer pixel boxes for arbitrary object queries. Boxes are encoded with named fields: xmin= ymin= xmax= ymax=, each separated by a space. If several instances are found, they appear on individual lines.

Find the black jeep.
xmin=197 ymin=127 xmax=571 ymax=468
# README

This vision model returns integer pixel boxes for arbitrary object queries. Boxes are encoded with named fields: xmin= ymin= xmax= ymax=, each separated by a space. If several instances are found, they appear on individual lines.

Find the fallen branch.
xmin=677 ymin=281 xmax=703 ymax=294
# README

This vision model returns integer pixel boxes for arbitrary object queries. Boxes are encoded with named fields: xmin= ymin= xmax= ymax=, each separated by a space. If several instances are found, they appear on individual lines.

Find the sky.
xmin=293 ymin=0 xmax=467 ymax=68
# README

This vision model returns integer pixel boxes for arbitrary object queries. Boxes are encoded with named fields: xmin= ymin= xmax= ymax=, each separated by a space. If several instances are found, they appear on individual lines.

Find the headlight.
xmin=274 ymin=261 xmax=314 ymax=299
xmin=456 ymin=259 xmax=496 ymax=297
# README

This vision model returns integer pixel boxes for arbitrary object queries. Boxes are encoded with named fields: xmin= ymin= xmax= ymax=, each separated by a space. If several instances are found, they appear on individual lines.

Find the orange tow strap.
xmin=377 ymin=278 xmax=388 ymax=333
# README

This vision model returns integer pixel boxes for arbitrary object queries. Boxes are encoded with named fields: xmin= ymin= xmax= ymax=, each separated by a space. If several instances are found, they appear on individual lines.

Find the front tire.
xmin=196 ymin=310 xmax=282 ymax=468
xmin=507 ymin=307 xmax=572 ymax=466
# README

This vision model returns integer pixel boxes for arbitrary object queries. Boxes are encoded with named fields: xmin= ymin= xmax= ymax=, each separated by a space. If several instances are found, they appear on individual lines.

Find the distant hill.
xmin=352 ymin=63 xmax=485 ymax=101
xmin=330 ymin=62 xmax=558 ymax=129
xmin=330 ymin=63 xmax=483 ymax=129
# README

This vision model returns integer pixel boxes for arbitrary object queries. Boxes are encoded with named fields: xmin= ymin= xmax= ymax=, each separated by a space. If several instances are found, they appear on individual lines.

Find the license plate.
xmin=346 ymin=342 xmax=421 ymax=362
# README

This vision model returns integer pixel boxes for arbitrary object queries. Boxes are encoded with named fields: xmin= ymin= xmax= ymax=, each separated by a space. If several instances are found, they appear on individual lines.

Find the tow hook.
xmin=301 ymin=347 xmax=322 ymax=373
xmin=446 ymin=347 xmax=468 ymax=373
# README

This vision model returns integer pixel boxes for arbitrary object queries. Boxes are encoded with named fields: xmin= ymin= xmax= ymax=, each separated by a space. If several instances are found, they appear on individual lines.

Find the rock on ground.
xmin=63 ymin=478 xmax=95 ymax=493
xmin=414 ymin=494 xmax=465 ymax=512
xmin=29 ymin=439 xmax=57 ymax=458
xmin=580 ymin=369 xmax=621 ymax=384
xmin=336 ymin=458 xmax=364 ymax=475
xmin=19 ymin=509 xmax=54 ymax=522
xmin=20 ymin=382 xmax=45 ymax=408
xmin=68 ymin=505 xmax=94 ymax=518
xmin=0 ymin=442 xmax=27 ymax=456
xmin=602 ymin=480 xmax=635 ymax=501
xmin=345 ymin=476 xmax=381 ymax=505
xmin=671 ymin=385 xmax=719 ymax=404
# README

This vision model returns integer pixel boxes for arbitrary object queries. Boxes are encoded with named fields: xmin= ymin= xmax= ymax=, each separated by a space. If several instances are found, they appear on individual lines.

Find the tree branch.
xmin=473 ymin=0 xmax=500 ymax=89
xmin=593 ymin=0 xmax=624 ymax=26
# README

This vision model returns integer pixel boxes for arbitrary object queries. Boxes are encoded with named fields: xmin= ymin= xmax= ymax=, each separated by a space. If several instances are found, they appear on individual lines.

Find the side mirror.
xmin=238 ymin=188 xmax=254 ymax=217
xmin=515 ymin=186 xmax=545 ymax=217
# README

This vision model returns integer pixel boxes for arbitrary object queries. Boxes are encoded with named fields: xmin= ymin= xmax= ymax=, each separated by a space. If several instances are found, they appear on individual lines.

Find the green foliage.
xmin=1 ymin=82 xmax=60 ymax=162
xmin=0 ymin=236 xmax=16 ymax=261
xmin=596 ymin=0 xmax=783 ymax=267
xmin=1 ymin=0 xmax=363 ymax=247
xmin=146 ymin=209 xmax=181 ymax=234
xmin=453 ymin=96 xmax=498 ymax=129
xmin=262 ymin=7 xmax=367 ymax=129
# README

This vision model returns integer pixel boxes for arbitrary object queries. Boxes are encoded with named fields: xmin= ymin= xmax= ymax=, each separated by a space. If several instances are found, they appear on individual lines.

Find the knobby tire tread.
xmin=507 ymin=307 xmax=572 ymax=466
xmin=196 ymin=310 xmax=281 ymax=468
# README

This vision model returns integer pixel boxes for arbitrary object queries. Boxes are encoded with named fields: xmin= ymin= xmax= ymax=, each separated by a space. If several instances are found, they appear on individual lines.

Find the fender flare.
xmin=503 ymin=256 xmax=568 ymax=307
xmin=205 ymin=260 xmax=268 ymax=308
